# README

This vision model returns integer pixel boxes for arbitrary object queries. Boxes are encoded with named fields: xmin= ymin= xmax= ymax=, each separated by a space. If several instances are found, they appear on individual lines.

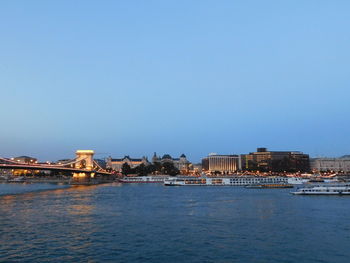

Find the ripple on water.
xmin=0 ymin=184 xmax=350 ymax=263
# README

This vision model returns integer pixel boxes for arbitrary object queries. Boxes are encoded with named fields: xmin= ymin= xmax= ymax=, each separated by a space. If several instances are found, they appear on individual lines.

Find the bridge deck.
xmin=0 ymin=164 xmax=111 ymax=175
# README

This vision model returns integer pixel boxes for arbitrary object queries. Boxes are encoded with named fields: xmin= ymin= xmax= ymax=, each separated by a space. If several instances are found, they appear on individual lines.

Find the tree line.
xmin=121 ymin=162 xmax=180 ymax=176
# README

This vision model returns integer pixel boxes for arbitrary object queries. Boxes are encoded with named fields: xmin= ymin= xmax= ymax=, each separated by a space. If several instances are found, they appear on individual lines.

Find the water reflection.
xmin=253 ymin=199 xmax=276 ymax=220
xmin=0 ymin=185 xmax=349 ymax=262
xmin=0 ymin=194 xmax=16 ymax=206
xmin=68 ymin=204 xmax=94 ymax=215
xmin=0 ymin=184 xmax=102 ymax=262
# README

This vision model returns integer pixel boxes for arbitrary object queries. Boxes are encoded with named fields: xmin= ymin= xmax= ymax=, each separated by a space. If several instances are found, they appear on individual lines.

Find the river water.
xmin=0 ymin=183 xmax=349 ymax=262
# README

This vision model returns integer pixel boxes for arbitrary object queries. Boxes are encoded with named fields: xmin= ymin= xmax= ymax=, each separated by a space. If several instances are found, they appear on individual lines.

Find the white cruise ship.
xmin=292 ymin=184 xmax=350 ymax=195
xmin=164 ymin=176 xmax=305 ymax=186
xmin=119 ymin=176 xmax=170 ymax=183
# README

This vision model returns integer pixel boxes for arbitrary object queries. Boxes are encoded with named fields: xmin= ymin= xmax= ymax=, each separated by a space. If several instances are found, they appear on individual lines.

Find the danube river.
xmin=0 ymin=183 xmax=349 ymax=263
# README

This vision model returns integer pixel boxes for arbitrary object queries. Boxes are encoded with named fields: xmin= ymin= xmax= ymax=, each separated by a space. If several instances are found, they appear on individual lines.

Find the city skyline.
xmin=2 ymin=146 xmax=348 ymax=164
xmin=1 ymin=1 xmax=350 ymax=161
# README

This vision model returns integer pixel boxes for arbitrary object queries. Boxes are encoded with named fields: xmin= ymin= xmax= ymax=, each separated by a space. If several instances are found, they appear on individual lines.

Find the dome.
xmin=162 ymin=154 xmax=172 ymax=160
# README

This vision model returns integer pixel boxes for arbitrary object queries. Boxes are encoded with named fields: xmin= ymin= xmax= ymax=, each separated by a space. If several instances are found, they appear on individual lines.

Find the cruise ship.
xmin=291 ymin=184 xmax=350 ymax=195
xmin=119 ymin=176 xmax=170 ymax=183
xmin=164 ymin=176 xmax=305 ymax=186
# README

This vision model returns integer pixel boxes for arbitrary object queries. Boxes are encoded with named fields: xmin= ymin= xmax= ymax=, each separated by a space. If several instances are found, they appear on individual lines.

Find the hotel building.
xmin=240 ymin=148 xmax=310 ymax=172
xmin=310 ymin=157 xmax=350 ymax=173
xmin=202 ymin=154 xmax=240 ymax=174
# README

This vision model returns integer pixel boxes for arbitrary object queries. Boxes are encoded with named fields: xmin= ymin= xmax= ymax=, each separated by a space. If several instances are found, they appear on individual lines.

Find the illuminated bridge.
xmin=0 ymin=150 xmax=112 ymax=183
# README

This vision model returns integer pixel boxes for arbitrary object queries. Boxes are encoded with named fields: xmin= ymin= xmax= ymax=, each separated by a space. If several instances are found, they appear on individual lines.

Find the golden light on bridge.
xmin=73 ymin=172 xmax=88 ymax=178
xmin=75 ymin=150 xmax=95 ymax=171
xmin=76 ymin=150 xmax=95 ymax=154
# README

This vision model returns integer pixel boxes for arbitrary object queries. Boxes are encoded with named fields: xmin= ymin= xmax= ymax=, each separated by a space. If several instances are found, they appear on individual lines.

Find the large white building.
xmin=310 ymin=157 xmax=350 ymax=172
xmin=204 ymin=154 xmax=240 ymax=174
xmin=106 ymin=156 xmax=149 ymax=171
xmin=152 ymin=153 xmax=191 ymax=173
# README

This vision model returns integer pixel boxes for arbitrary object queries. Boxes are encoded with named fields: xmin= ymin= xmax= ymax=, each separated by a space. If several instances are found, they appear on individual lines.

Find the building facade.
xmin=202 ymin=154 xmax=240 ymax=174
xmin=201 ymin=157 xmax=209 ymax=171
xmin=13 ymin=156 xmax=37 ymax=164
xmin=106 ymin=156 xmax=149 ymax=171
xmin=152 ymin=153 xmax=191 ymax=173
xmin=9 ymin=156 xmax=38 ymax=176
xmin=310 ymin=157 xmax=350 ymax=173
xmin=240 ymin=148 xmax=310 ymax=172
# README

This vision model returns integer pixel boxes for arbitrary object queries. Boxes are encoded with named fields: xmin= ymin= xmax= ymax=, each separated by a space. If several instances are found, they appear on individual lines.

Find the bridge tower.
xmin=75 ymin=150 xmax=95 ymax=170
xmin=72 ymin=150 xmax=95 ymax=184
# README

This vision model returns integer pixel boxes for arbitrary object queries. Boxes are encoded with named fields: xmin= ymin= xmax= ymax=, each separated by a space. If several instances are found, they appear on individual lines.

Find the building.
xmin=10 ymin=156 xmax=38 ymax=176
xmin=152 ymin=153 xmax=191 ymax=173
xmin=202 ymin=157 xmax=209 ymax=171
xmin=240 ymin=147 xmax=309 ymax=172
xmin=106 ymin=156 xmax=149 ymax=171
xmin=202 ymin=154 xmax=240 ymax=174
xmin=191 ymin=163 xmax=202 ymax=174
xmin=13 ymin=156 xmax=37 ymax=164
xmin=310 ymin=157 xmax=350 ymax=173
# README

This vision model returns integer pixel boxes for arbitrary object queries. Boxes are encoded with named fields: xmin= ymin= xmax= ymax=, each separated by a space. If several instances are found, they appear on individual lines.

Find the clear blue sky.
xmin=1 ymin=0 xmax=349 ymax=162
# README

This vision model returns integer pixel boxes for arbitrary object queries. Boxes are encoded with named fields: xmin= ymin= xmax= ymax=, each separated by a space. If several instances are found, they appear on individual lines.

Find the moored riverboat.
xmin=291 ymin=184 xmax=350 ymax=195
xmin=119 ymin=176 xmax=170 ymax=183
xmin=164 ymin=176 xmax=305 ymax=186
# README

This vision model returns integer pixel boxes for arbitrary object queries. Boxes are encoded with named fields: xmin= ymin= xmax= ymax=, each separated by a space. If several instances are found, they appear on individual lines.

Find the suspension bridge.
xmin=0 ymin=150 xmax=113 ymax=183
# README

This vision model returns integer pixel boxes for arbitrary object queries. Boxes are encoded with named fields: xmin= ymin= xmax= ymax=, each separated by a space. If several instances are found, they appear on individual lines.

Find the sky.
xmin=0 ymin=0 xmax=349 ymax=162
